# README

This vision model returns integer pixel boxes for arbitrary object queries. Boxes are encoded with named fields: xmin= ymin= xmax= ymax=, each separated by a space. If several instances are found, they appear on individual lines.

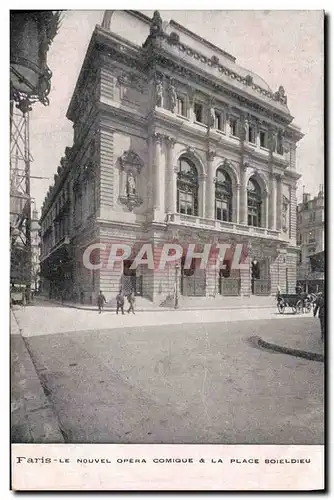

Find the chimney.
xmin=303 ymin=192 xmax=310 ymax=204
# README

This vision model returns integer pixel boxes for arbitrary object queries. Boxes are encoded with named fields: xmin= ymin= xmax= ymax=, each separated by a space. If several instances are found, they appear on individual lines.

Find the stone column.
xmin=263 ymin=190 xmax=269 ymax=228
xmin=153 ymin=133 xmax=162 ymax=211
xmin=269 ymin=174 xmax=277 ymax=230
xmin=255 ymin=122 xmax=260 ymax=148
xmin=276 ymin=174 xmax=283 ymax=231
xmin=199 ymin=174 xmax=207 ymax=218
xmin=235 ymin=183 xmax=240 ymax=223
xmin=187 ymin=86 xmax=195 ymax=121
xmin=239 ymin=164 xmax=248 ymax=225
xmin=165 ymin=136 xmax=176 ymax=214
xmin=225 ymin=107 xmax=231 ymax=136
xmin=206 ymin=150 xmax=216 ymax=219
xmin=146 ymin=135 xmax=154 ymax=211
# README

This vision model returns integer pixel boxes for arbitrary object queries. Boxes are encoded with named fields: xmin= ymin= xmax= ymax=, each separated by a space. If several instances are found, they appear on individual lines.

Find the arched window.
xmin=215 ymin=168 xmax=232 ymax=221
xmin=247 ymin=178 xmax=262 ymax=227
xmin=177 ymin=157 xmax=198 ymax=216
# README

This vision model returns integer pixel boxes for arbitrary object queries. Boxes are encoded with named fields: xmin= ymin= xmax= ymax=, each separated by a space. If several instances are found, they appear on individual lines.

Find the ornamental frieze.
xmin=155 ymin=54 xmax=292 ymax=126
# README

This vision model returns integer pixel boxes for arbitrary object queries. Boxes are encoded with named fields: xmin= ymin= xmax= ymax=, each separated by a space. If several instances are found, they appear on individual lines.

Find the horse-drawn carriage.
xmin=277 ymin=293 xmax=313 ymax=314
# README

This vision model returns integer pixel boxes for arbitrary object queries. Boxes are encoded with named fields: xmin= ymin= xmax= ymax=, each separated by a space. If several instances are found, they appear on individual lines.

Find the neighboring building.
xmin=39 ymin=10 xmax=303 ymax=304
xmin=31 ymin=207 xmax=41 ymax=293
xmin=297 ymin=187 xmax=325 ymax=292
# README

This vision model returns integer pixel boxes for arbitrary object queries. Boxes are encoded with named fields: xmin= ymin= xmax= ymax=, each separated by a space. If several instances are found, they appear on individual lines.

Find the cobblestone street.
xmin=12 ymin=305 xmax=324 ymax=445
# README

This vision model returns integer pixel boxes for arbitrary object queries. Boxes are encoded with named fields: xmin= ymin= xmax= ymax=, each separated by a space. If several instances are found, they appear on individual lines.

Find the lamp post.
xmin=10 ymin=11 xmax=61 ymax=300
xmin=174 ymin=263 xmax=180 ymax=309
xmin=251 ymin=259 xmax=258 ymax=295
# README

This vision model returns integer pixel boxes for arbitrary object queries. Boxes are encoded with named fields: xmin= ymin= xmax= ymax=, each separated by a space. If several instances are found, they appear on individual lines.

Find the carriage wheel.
xmin=292 ymin=305 xmax=297 ymax=314
xmin=296 ymin=300 xmax=303 ymax=314
xmin=277 ymin=302 xmax=285 ymax=314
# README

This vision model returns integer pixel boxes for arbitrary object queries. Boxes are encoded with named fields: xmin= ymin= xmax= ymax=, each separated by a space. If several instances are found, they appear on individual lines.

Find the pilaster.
xmin=235 ymin=183 xmax=240 ymax=223
xmin=269 ymin=173 xmax=277 ymax=230
xmin=239 ymin=163 xmax=248 ymax=225
xmin=206 ymin=150 xmax=216 ymax=219
xmin=165 ymin=136 xmax=176 ymax=214
xmin=199 ymin=173 xmax=207 ymax=218
xmin=276 ymin=174 xmax=283 ymax=231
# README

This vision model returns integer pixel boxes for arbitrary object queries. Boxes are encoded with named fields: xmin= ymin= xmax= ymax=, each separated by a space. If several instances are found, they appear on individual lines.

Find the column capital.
xmin=199 ymin=173 xmax=207 ymax=182
xmin=206 ymin=150 xmax=216 ymax=161
xmin=153 ymin=132 xmax=164 ymax=145
xmin=275 ymin=173 xmax=284 ymax=182
xmin=236 ymin=183 xmax=241 ymax=190
xmin=165 ymin=136 xmax=176 ymax=148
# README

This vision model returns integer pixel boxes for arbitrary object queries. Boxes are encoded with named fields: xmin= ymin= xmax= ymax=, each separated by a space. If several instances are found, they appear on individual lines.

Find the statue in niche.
xmin=268 ymin=129 xmax=277 ymax=152
xmin=282 ymin=196 xmax=289 ymax=232
xmin=242 ymin=117 xmax=249 ymax=140
xmin=155 ymin=79 xmax=163 ymax=107
xmin=274 ymin=85 xmax=287 ymax=105
xmin=208 ymin=105 xmax=215 ymax=128
xmin=169 ymin=83 xmax=177 ymax=113
xmin=126 ymin=171 xmax=136 ymax=196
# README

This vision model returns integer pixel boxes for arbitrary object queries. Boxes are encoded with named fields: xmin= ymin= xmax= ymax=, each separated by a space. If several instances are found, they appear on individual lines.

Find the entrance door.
xmin=180 ymin=257 xmax=206 ymax=296
xmin=219 ymin=260 xmax=241 ymax=296
xmin=252 ymin=259 xmax=271 ymax=295
xmin=122 ymin=260 xmax=135 ymax=295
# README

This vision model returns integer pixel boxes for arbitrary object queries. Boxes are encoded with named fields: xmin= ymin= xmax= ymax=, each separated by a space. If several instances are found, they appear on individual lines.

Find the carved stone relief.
xmin=118 ymin=150 xmax=144 ymax=212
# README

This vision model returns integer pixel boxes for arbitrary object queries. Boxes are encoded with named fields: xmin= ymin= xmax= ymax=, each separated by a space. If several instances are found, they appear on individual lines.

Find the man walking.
xmin=116 ymin=289 xmax=125 ymax=315
xmin=314 ymin=291 xmax=325 ymax=341
xmin=127 ymin=291 xmax=135 ymax=315
xmin=97 ymin=290 xmax=106 ymax=314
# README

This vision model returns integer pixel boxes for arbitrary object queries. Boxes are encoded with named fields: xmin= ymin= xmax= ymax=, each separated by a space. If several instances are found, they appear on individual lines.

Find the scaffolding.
xmin=10 ymin=101 xmax=32 ymax=293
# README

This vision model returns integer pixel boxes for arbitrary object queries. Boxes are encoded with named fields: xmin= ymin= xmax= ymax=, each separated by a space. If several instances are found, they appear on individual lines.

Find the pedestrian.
xmin=313 ymin=291 xmax=325 ymax=341
xmin=116 ymin=289 xmax=125 ymax=315
xmin=127 ymin=291 xmax=135 ymax=314
xmin=97 ymin=290 xmax=106 ymax=314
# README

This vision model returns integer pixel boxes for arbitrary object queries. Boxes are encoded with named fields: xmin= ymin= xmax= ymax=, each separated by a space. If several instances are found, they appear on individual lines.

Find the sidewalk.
xmin=11 ymin=310 xmax=64 ymax=443
xmin=13 ymin=301 xmax=311 ymax=339
xmin=256 ymin=319 xmax=325 ymax=362
xmin=36 ymin=294 xmax=276 ymax=312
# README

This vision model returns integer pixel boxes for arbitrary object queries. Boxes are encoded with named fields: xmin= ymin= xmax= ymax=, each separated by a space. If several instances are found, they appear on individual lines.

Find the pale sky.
xmin=28 ymin=10 xmax=324 ymax=212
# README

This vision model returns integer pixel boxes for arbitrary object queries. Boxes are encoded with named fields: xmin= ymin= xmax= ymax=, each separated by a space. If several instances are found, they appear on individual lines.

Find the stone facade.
xmin=39 ymin=10 xmax=303 ymax=304
xmin=296 ymin=188 xmax=325 ymax=292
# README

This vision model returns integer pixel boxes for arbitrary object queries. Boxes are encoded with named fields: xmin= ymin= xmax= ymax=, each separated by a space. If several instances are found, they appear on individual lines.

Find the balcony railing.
xmin=166 ymin=213 xmax=280 ymax=239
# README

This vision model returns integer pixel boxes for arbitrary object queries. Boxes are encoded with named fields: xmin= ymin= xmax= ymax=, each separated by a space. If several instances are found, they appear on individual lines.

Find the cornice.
xmin=150 ymin=48 xmax=293 ymax=127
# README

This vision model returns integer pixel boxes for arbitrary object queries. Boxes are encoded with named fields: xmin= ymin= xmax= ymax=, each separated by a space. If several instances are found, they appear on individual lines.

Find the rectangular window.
xmin=194 ymin=102 xmax=203 ymax=123
xmin=248 ymin=125 xmax=256 ymax=144
xmin=214 ymin=112 xmax=223 ymax=131
xmin=260 ymin=130 xmax=268 ymax=148
xmin=230 ymin=117 xmax=238 ymax=137
xmin=179 ymin=191 xmax=194 ymax=216
xmin=176 ymin=96 xmax=186 ymax=117
xmin=216 ymin=199 xmax=229 ymax=221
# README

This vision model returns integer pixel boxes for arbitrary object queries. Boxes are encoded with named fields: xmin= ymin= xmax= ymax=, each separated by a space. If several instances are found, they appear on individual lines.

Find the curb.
xmin=11 ymin=311 xmax=65 ymax=443
xmin=37 ymin=300 xmax=275 ymax=313
xmin=256 ymin=336 xmax=324 ymax=362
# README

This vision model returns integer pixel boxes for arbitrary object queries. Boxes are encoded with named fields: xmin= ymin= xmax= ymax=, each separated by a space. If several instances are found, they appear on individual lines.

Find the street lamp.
xmin=10 ymin=11 xmax=61 ymax=111
xmin=174 ymin=263 xmax=180 ymax=309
